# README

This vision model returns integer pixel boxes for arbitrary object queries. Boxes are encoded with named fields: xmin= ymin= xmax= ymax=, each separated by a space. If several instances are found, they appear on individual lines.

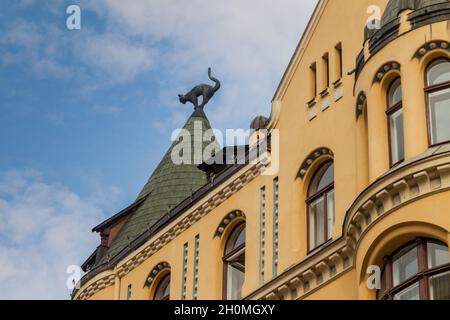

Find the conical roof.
xmin=98 ymin=108 xmax=219 ymax=263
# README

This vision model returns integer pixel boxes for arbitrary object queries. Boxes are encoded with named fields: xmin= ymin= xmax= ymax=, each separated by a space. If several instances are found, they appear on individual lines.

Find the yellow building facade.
xmin=74 ymin=0 xmax=450 ymax=300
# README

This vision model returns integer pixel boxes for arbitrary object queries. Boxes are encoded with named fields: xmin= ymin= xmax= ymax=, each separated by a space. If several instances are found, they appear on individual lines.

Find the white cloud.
xmin=0 ymin=20 xmax=156 ymax=84
xmin=78 ymin=32 xmax=157 ymax=84
xmin=85 ymin=0 xmax=318 ymax=131
xmin=0 ymin=20 xmax=71 ymax=78
xmin=0 ymin=170 xmax=107 ymax=299
xmin=2 ymin=1 xmax=317 ymax=129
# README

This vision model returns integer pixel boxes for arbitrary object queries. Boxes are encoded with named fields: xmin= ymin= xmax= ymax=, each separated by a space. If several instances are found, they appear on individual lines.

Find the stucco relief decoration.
xmin=373 ymin=61 xmax=401 ymax=84
xmin=214 ymin=211 xmax=246 ymax=238
xmin=298 ymin=148 xmax=334 ymax=179
xmin=356 ymin=92 xmax=367 ymax=119
xmin=144 ymin=262 xmax=170 ymax=288
xmin=414 ymin=40 xmax=450 ymax=60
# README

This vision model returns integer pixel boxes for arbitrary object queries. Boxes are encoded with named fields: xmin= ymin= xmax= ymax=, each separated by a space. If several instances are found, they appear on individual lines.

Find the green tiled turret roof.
xmin=98 ymin=108 xmax=218 ymax=264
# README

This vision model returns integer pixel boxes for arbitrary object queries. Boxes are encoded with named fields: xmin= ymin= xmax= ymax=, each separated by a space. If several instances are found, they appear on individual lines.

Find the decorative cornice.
xmin=76 ymin=274 xmax=115 ymax=300
xmin=144 ymin=262 xmax=170 ymax=288
xmin=245 ymin=238 xmax=353 ymax=300
xmin=297 ymin=147 xmax=334 ymax=179
xmin=413 ymin=40 xmax=450 ymax=60
xmin=214 ymin=210 xmax=246 ymax=238
xmin=344 ymin=150 xmax=450 ymax=253
xmin=355 ymin=91 xmax=367 ymax=119
xmin=373 ymin=61 xmax=401 ymax=84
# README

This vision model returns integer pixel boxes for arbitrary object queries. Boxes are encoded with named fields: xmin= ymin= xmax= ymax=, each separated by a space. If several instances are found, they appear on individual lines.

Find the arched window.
xmin=154 ymin=273 xmax=170 ymax=300
xmin=307 ymin=161 xmax=335 ymax=250
xmin=223 ymin=223 xmax=245 ymax=300
xmin=425 ymin=59 xmax=450 ymax=146
xmin=387 ymin=78 xmax=405 ymax=166
xmin=377 ymin=238 xmax=450 ymax=300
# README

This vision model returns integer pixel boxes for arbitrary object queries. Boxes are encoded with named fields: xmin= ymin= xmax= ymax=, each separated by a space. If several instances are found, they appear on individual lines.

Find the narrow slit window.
xmin=425 ymin=59 xmax=450 ymax=146
xmin=310 ymin=62 xmax=317 ymax=98
xmin=335 ymin=43 xmax=343 ymax=80
xmin=322 ymin=53 xmax=330 ymax=89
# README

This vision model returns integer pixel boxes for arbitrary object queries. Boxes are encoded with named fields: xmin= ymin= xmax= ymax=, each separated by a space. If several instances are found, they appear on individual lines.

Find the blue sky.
xmin=0 ymin=0 xmax=316 ymax=299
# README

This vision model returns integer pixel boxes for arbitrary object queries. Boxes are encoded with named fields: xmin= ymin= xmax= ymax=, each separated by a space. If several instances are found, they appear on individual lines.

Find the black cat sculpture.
xmin=178 ymin=68 xmax=221 ymax=109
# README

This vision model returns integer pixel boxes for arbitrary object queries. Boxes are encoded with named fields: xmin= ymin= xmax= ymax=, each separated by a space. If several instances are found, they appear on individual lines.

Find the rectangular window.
xmin=309 ymin=197 xmax=326 ymax=247
xmin=393 ymin=282 xmax=420 ymax=300
xmin=335 ymin=43 xmax=343 ymax=80
xmin=393 ymin=246 xmax=418 ymax=287
xmin=322 ymin=53 xmax=330 ymax=89
xmin=389 ymin=108 xmax=405 ymax=164
xmin=310 ymin=62 xmax=317 ymax=98
xmin=326 ymin=189 xmax=335 ymax=240
xmin=429 ymin=271 xmax=450 ymax=300
xmin=126 ymin=284 xmax=132 ymax=300
xmin=428 ymin=87 xmax=450 ymax=144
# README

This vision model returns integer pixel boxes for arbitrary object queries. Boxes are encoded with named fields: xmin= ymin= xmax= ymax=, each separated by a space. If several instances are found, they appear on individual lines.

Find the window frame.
xmin=306 ymin=161 xmax=335 ymax=252
xmin=310 ymin=62 xmax=317 ymax=99
xmin=335 ymin=42 xmax=343 ymax=80
xmin=153 ymin=273 xmax=171 ymax=301
xmin=222 ymin=222 xmax=246 ymax=300
xmin=377 ymin=238 xmax=450 ymax=300
xmin=424 ymin=58 xmax=450 ymax=147
xmin=322 ymin=53 xmax=330 ymax=89
xmin=386 ymin=77 xmax=405 ymax=167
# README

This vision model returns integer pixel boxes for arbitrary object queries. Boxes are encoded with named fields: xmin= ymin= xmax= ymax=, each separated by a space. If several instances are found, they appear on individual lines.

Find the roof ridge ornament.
xmin=178 ymin=67 xmax=221 ymax=110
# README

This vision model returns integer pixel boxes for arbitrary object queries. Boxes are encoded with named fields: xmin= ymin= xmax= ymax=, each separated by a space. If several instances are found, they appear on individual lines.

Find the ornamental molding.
xmin=413 ymin=40 xmax=450 ymax=60
xmin=75 ymin=155 xmax=270 ymax=300
xmin=355 ymin=91 xmax=367 ymax=119
xmin=245 ymin=238 xmax=353 ymax=300
xmin=144 ymin=262 xmax=170 ymax=288
xmin=76 ymin=274 xmax=115 ymax=300
xmin=214 ymin=210 xmax=246 ymax=238
xmin=297 ymin=147 xmax=334 ymax=179
xmin=344 ymin=150 xmax=450 ymax=253
xmin=372 ymin=61 xmax=401 ymax=84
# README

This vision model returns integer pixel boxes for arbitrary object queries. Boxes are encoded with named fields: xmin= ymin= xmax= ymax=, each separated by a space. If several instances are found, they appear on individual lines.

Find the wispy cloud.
xmin=1 ymin=1 xmax=316 ymax=129
xmin=84 ymin=0 xmax=317 ymax=130
xmin=78 ymin=32 xmax=157 ymax=84
xmin=0 ymin=169 xmax=108 ymax=299
xmin=0 ymin=20 xmax=71 ymax=78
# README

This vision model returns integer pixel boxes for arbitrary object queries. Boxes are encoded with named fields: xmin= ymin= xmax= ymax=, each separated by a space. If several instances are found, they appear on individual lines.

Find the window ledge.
xmin=307 ymin=97 xmax=317 ymax=108
xmin=320 ymin=88 xmax=329 ymax=98
xmin=333 ymin=78 xmax=342 ymax=88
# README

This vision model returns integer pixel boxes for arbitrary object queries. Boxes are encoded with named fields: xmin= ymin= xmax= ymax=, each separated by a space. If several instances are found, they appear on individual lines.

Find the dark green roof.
xmin=381 ymin=0 xmax=449 ymax=26
xmin=98 ymin=108 xmax=218 ymax=264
